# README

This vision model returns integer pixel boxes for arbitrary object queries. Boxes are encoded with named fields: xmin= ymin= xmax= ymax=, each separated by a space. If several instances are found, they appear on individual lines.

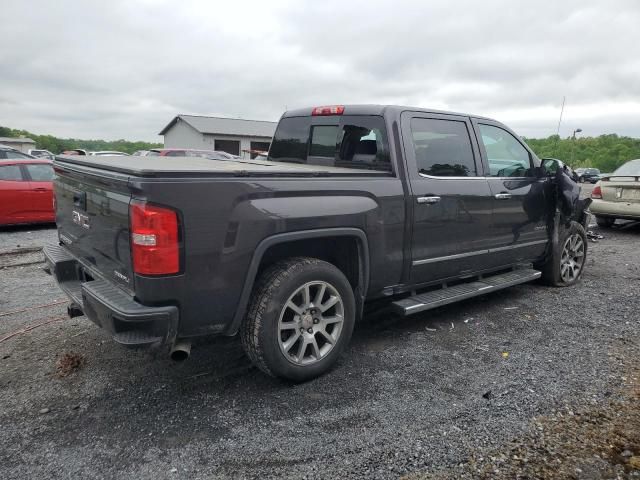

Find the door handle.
xmin=33 ymin=188 xmax=48 ymax=192
xmin=494 ymin=193 xmax=512 ymax=200
xmin=417 ymin=196 xmax=441 ymax=204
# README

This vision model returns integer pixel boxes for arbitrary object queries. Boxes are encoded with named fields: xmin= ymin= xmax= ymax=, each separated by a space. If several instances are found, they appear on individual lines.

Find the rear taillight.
xmin=311 ymin=105 xmax=345 ymax=116
xmin=130 ymin=200 xmax=180 ymax=275
xmin=591 ymin=185 xmax=602 ymax=199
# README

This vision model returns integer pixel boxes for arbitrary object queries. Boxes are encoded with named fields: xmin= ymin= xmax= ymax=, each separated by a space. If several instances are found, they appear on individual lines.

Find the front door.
xmin=24 ymin=163 xmax=55 ymax=221
xmin=472 ymin=120 xmax=548 ymax=265
xmin=401 ymin=112 xmax=495 ymax=284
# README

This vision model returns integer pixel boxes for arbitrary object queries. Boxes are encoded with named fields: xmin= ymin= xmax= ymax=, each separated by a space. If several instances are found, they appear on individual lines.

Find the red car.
xmin=0 ymin=156 xmax=55 ymax=226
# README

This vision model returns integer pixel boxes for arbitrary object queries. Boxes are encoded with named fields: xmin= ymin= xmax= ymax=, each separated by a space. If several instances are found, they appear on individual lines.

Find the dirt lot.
xmin=1 ymin=210 xmax=639 ymax=479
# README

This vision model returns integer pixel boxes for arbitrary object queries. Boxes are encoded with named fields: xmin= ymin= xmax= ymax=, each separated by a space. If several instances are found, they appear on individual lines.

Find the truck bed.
xmin=54 ymin=155 xmax=390 ymax=178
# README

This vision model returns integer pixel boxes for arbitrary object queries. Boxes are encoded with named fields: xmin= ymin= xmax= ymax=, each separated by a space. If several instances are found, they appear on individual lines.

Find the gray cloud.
xmin=1 ymin=0 xmax=639 ymax=141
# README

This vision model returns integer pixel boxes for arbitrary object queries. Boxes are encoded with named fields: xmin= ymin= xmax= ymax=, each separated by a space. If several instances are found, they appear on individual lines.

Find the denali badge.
xmin=72 ymin=210 xmax=90 ymax=229
xmin=114 ymin=270 xmax=130 ymax=283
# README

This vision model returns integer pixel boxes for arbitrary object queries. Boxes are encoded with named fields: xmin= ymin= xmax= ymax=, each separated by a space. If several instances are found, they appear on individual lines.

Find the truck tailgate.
xmin=53 ymin=161 xmax=134 ymax=292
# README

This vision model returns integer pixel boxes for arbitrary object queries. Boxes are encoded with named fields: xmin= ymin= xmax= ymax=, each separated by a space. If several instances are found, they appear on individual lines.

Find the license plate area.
xmin=621 ymin=188 xmax=640 ymax=201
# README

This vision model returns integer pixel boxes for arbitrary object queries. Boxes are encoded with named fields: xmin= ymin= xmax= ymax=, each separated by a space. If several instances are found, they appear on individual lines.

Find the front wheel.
xmin=536 ymin=221 xmax=587 ymax=287
xmin=241 ymin=257 xmax=355 ymax=382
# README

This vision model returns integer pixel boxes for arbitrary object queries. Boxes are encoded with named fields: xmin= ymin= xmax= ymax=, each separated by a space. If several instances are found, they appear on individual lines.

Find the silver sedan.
xmin=590 ymin=159 xmax=640 ymax=227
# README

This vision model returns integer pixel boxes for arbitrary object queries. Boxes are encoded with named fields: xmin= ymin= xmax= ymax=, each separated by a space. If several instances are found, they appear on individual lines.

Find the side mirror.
xmin=541 ymin=158 xmax=561 ymax=175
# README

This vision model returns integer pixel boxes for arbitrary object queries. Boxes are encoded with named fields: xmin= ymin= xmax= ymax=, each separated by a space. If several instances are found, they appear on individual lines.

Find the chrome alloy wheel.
xmin=277 ymin=281 xmax=344 ymax=366
xmin=560 ymin=233 xmax=585 ymax=283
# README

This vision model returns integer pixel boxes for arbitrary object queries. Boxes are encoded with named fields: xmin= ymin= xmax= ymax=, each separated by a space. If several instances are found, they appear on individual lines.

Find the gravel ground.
xmin=0 ymin=211 xmax=638 ymax=479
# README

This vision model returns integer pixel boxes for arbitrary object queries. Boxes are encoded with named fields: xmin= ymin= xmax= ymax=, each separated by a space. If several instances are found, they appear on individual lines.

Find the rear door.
xmin=0 ymin=163 xmax=31 ymax=224
xmin=23 ymin=163 xmax=55 ymax=221
xmin=472 ymin=120 xmax=548 ymax=265
xmin=400 ymin=112 xmax=495 ymax=283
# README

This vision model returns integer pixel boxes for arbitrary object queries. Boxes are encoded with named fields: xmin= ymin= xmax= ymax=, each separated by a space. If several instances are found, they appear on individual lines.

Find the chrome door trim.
xmin=412 ymin=239 xmax=547 ymax=266
xmin=487 ymin=239 xmax=547 ymax=253
xmin=413 ymin=249 xmax=488 ymax=266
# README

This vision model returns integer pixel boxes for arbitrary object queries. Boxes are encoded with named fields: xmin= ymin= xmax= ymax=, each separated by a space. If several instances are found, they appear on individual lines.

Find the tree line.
xmin=524 ymin=134 xmax=640 ymax=173
xmin=0 ymin=126 xmax=162 ymax=155
xmin=1 ymin=125 xmax=639 ymax=172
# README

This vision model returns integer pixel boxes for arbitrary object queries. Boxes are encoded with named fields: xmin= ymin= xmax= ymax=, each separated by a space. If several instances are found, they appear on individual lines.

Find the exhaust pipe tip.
xmin=170 ymin=340 xmax=191 ymax=361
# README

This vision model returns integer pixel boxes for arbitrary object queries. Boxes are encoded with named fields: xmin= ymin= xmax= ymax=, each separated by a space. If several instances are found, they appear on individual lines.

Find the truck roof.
xmin=281 ymin=104 xmax=494 ymax=121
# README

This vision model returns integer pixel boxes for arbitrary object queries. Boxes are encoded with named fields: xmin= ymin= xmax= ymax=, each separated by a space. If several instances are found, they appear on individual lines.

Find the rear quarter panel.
xmin=133 ymin=175 xmax=405 ymax=336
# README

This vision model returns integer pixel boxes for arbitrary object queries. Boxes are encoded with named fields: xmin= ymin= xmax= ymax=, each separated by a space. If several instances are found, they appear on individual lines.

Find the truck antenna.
xmin=556 ymin=96 xmax=565 ymax=136
xmin=555 ymin=96 xmax=566 ymax=157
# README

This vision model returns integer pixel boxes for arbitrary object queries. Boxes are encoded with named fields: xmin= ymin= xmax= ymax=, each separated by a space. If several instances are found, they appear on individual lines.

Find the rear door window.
xmin=410 ymin=118 xmax=478 ymax=177
xmin=25 ymin=163 xmax=54 ymax=181
xmin=269 ymin=115 xmax=391 ymax=172
xmin=0 ymin=165 xmax=24 ymax=181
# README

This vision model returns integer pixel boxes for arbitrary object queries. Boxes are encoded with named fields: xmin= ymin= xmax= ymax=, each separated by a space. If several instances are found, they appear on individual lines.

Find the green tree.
xmin=0 ymin=126 xmax=162 ymax=154
xmin=524 ymin=134 xmax=640 ymax=172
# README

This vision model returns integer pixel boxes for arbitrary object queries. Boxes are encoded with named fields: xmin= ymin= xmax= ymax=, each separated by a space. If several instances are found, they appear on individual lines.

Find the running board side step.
xmin=392 ymin=268 xmax=541 ymax=316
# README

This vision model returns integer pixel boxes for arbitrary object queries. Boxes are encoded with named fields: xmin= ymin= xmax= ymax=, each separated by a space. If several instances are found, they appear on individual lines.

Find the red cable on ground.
xmin=0 ymin=299 xmax=67 ymax=318
xmin=0 ymin=316 xmax=68 ymax=344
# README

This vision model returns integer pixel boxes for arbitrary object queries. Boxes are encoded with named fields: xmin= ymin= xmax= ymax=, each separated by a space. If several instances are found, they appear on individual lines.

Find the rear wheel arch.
xmin=227 ymin=228 xmax=370 ymax=335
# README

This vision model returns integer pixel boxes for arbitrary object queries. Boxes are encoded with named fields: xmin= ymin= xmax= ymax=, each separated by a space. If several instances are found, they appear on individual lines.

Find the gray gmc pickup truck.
xmin=44 ymin=105 xmax=589 ymax=381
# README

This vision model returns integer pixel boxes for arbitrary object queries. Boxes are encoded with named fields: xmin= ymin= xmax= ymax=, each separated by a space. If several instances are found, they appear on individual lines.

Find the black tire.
xmin=536 ymin=221 xmax=587 ymax=287
xmin=579 ymin=176 xmax=585 ymax=183
xmin=596 ymin=216 xmax=615 ymax=228
xmin=241 ymin=257 xmax=355 ymax=382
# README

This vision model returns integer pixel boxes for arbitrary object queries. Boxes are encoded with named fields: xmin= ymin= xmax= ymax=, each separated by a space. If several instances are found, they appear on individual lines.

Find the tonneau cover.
xmin=54 ymin=155 xmax=389 ymax=178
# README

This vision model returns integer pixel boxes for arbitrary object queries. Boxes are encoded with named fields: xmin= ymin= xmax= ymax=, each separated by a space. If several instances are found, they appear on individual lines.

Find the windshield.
xmin=613 ymin=159 xmax=640 ymax=176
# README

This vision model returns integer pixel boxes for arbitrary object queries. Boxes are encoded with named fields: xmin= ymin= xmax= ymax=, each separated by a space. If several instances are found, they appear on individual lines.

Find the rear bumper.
xmin=43 ymin=244 xmax=179 ymax=347
xmin=590 ymin=199 xmax=640 ymax=220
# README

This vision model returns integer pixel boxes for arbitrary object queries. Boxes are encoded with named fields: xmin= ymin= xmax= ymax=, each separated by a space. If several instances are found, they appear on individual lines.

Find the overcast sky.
xmin=2 ymin=0 xmax=639 ymax=141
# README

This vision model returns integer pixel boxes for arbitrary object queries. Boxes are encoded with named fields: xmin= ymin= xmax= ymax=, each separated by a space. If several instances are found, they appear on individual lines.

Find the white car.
xmin=89 ymin=151 xmax=130 ymax=156
xmin=28 ymin=149 xmax=55 ymax=160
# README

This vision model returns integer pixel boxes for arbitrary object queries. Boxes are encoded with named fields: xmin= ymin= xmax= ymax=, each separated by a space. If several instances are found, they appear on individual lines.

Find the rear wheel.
xmin=537 ymin=221 xmax=587 ymax=287
xmin=241 ymin=257 xmax=355 ymax=382
xmin=579 ymin=176 xmax=585 ymax=183
xmin=596 ymin=216 xmax=615 ymax=228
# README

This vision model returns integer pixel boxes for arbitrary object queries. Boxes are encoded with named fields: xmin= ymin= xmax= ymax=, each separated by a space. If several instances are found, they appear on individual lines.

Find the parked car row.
xmin=59 ymin=149 xmax=130 ymax=156
xmin=138 ymin=148 xmax=239 ymax=160
xmin=27 ymin=147 xmax=238 ymax=161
